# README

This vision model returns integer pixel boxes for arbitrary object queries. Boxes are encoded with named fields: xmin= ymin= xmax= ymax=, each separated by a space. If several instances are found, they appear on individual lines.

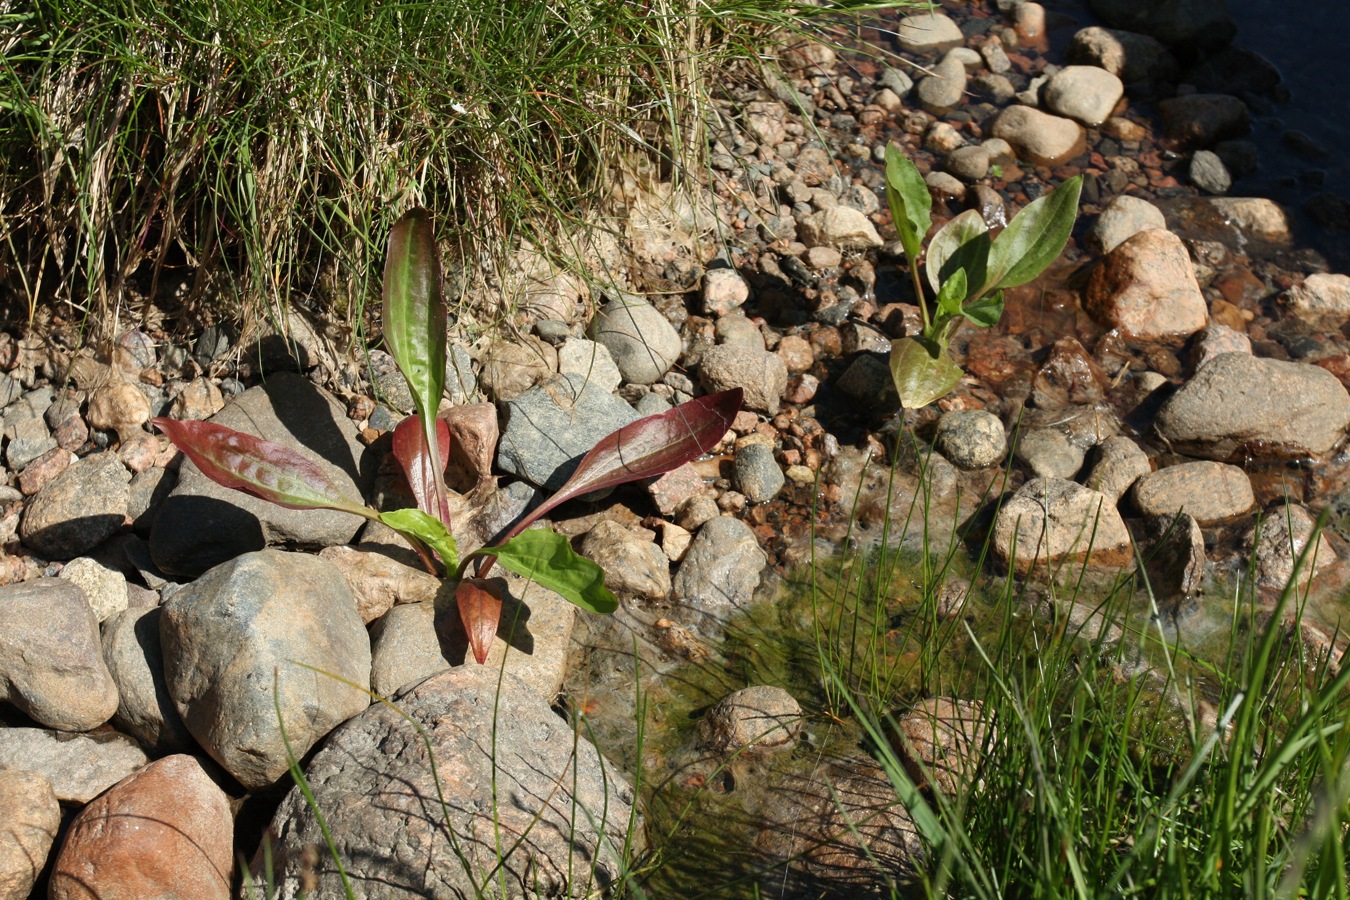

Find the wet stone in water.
xmin=701 ymin=685 xmax=803 ymax=754
xmin=934 ymin=409 xmax=1007 ymax=470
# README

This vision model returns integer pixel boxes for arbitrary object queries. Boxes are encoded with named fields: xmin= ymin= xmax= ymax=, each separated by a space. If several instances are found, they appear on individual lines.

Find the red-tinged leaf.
xmin=153 ymin=417 xmax=372 ymax=518
xmin=491 ymin=388 xmax=741 ymax=553
xmin=391 ymin=414 xmax=451 ymax=523
xmin=384 ymin=210 xmax=449 ymax=523
xmin=456 ymin=578 xmax=502 ymax=665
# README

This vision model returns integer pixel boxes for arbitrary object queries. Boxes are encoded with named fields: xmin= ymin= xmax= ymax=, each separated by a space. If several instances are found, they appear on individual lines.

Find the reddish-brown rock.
xmin=1085 ymin=229 xmax=1208 ymax=341
xmin=49 ymin=754 xmax=232 ymax=900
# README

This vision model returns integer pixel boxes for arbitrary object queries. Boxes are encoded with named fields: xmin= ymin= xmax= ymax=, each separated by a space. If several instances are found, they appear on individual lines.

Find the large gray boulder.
xmin=258 ymin=666 xmax=641 ymax=899
xmin=1154 ymin=353 xmax=1350 ymax=460
xmin=160 ymin=550 xmax=371 ymax=790
xmin=150 ymin=372 xmax=373 ymax=577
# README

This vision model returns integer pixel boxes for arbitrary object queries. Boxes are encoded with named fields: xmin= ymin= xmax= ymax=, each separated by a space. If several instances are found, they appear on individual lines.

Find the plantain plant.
xmin=884 ymin=144 xmax=1082 ymax=408
xmin=156 ymin=208 xmax=742 ymax=663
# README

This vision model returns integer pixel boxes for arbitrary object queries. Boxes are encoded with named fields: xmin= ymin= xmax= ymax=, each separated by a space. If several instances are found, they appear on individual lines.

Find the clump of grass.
xmin=0 ymin=0 xmax=863 ymax=345
xmin=825 ymin=470 xmax=1350 ymax=897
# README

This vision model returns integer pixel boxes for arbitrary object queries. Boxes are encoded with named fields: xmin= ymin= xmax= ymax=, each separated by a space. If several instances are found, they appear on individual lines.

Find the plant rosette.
xmin=156 ymin=208 xmax=742 ymax=663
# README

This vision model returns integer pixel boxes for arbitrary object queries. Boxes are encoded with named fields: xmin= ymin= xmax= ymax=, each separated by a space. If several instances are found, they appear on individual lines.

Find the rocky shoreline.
xmin=4 ymin=0 xmax=1350 ymax=896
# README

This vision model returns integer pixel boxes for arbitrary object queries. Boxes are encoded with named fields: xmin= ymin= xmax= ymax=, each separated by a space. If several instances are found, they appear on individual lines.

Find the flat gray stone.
xmin=992 ymin=478 xmax=1133 ymax=575
xmin=497 ymin=373 xmax=640 ymax=490
xmin=1132 ymin=461 xmax=1253 ymax=526
xmin=149 ymin=372 xmax=373 ymax=577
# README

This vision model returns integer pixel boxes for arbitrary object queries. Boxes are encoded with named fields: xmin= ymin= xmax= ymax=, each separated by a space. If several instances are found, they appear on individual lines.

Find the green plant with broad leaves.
xmin=884 ymin=144 xmax=1082 ymax=408
xmin=156 ymin=209 xmax=741 ymax=663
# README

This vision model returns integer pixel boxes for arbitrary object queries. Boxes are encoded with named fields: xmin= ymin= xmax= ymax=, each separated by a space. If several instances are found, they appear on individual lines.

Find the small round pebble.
xmin=935 ymin=409 xmax=1007 ymax=469
xmin=734 ymin=444 xmax=785 ymax=503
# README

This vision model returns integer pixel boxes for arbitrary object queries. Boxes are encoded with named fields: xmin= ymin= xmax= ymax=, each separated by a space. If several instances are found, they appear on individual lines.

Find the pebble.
xmin=1014 ymin=428 xmax=1086 ymax=480
xmin=1189 ymin=150 xmax=1232 ymax=194
xmin=1032 ymin=336 xmax=1107 ymax=407
xmin=58 ymin=556 xmax=127 ymax=622
xmin=1204 ymin=197 xmax=1293 ymax=244
xmin=49 ymin=755 xmax=233 ymax=900
xmin=971 ymin=72 xmax=1016 ymax=103
xmin=676 ymin=493 xmax=720 ymax=532
xmin=934 ymin=409 xmax=1007 ymax=469
xmin=1087 ymin=195 xmax=1167 ymax=255
xmin=1244 ymin=502 xmax=1337 ymax=592
xmin=1131 ymin=461 xmax=1254 ymax=526
xmin=557 ymin=337 xmax=622 ymax=393
xmin=160 ymin=550 xmax=371 ymax=790
xmin=916 ymin=55 xmax=967 ymax=114
xmin=0 ymin=770 xmax=60 ymax=900
xmin=1189 ymin=322 xmax=1251 ymax=372
xmin=476 ymin=334 xmax=557 ymax=401
xmin=169 ymin=375 xmax=225 ymax=420
xmin=735 ymin=442 xmax=786 ymax=502
xmin=261 ymin=666 xmax=636 ymax=898
xmin=1083 ymin=435 xmax=1151 ymax=503
xmin=1157 ymin=94 xmax=1250 ymax=147
xmin=588 ymin=294 xmax=682 ymax=385
xmin=367 ymin=601 xmax=443 ymax=698
xmin=1042 ymin=65 xmax=1124 ymax=127
xmin=0 ymin=578 xmax=119 ymax=731
xmin=1085 ymin=229 xmax=1209 ymax=341
xmin=17 ymin=446 xmax=73 ymax=496
xmin=497 ymin=373 xmax=640 ymax=490
xmin=989 ymin=106 xmax=1085 ymax=166
xmin=701 ymin=685 xmax=802 ymax=754
xmin=895 ymin=12 xmax=964 ymax=53
xmin=879 ymin=66 xmax=914 ymax=98
xmin=0 ymin=728 xmax=146 ymax=803
xmin=1155 ymin=353 xmax=1350 ymax=460
xmin=317 ymin=544 xmax=440 ymax=623
xmin=702 ymin=267 xmax=750 ymax=317
xmin=85 ymin=379 xmax=150 ymax=438
xmin=1283 ymin=273 xmax=1350 ymax=328
xmin=945 ymin=145 xmax=990 ymax=182
xmin=699 ymin=344 xmax=788 ymax=415
xmin=716 ymin=313 xmax=766 ymax=350
xmin=798 ymin=206 xmax=884 ymax=250
xmin=672 ymin=515 xmax=768 ymax=626
xmin=925 ymin=170 xmax=967 ymax=199
xmin=101 ymin=605 xmax=195 ymax=754
xmin=992 ymin=477 xmax=1133 ymax=575
xmin=5 ymin=416 xmax=55 ymax=471
xmin=581 ymin=519 xmax=672 ymax=601
xmin=1066 ymin=26 xmax=1178 ymax=84
xmin=648 ymin=463 xmax=707 ymax=517
xmin=1139 ymin=511 xmax=1207 ymax=604
xmin=149 ymin=372 xmax=369 ymax=577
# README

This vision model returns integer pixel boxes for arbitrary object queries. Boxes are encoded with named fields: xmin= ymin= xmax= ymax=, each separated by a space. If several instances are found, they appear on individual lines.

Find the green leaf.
xmin=383 ymin=209 xmax=449 ymax=520
xmin=963 ymin=290 xmax=1004 ymax=329
xmin=987 ymin=175 xmax=1083 ymax=290
xmin=884 ymin=144 xmax=932 ymax=266
xmin=890 ymin=337 xmax=964 ymax=409
xmin=481 ymin=529 xmax=618 ymax=615
xmin=926 ymin=209 xmax=990 ymax=300
xmin=935 ymin=267 xmax=968 ymax=325
xmin=379 ymin=508 xmax=459 ymax=571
